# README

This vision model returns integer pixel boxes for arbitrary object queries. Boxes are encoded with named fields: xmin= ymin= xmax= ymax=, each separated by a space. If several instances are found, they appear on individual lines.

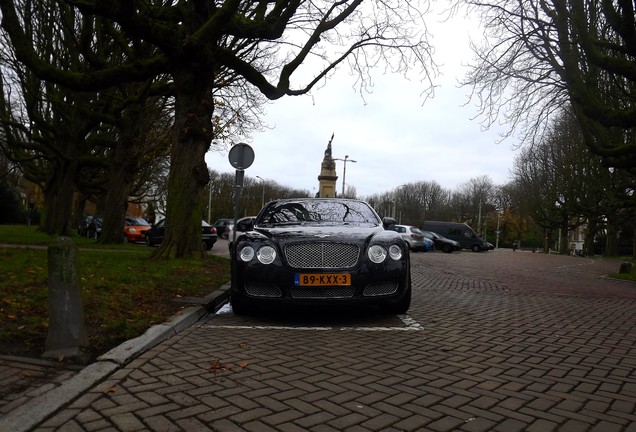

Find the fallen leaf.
xmin=210 ymin=359 xmax=232 ymax=374
xmin=238 ymin=361 xmax=248 ymax=368
xmin=238 ymin=343 xmax=248 ymax=349
xmin=104 ymin=386 xmax=117 ymax=394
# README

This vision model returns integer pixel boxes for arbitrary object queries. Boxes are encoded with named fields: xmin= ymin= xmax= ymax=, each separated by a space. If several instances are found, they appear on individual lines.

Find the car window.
xmin=258 ymin=200 xmax=380 ymax=225
xmin=410 ymin=227 xmax=423 ymax=234
xmin=126 ymin=217 xmax=149 ymax=226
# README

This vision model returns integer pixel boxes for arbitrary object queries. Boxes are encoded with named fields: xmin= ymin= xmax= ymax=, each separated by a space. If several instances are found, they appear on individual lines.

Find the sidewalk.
xmin=0 ymin=285 xmax=230 ymax=432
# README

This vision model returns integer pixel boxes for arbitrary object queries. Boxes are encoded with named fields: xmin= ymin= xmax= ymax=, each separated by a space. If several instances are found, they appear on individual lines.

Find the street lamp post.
xmin=393 ymin=184 xmax=406 ymax=222
xmin=333 ymin=155 xmax=357 ymax=197
xmin=256 ymin=176 xmax=265 ymax=208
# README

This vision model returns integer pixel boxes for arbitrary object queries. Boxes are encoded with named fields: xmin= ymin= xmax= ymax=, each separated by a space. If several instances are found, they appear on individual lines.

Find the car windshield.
xmin=126 ymin=217 xmax=149 ymax=226
xmin=257 ymin=199 xmax=380 ymax=226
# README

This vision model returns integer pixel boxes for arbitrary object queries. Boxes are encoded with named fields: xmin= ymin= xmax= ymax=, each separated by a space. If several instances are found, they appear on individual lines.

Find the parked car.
xmin=390 ymin=224 xmax=426 ymax=251
xmin=145 ymin=219 xmax=218 ymax=250
xmin=230 ymin=198 xmax=411 ymax=315
xmin=422 ymin=230 xmax=462 ymax=253
xmin=422 ymin=221 xmax=490 ymax=252
xmin=78 ymin=215 xmax=102 ymax=238
xmin=123 ymin=217 xmax=151 ymax=243
xmin=422 ymin=237 xmax=435 ymax=252
xmin=213 ymin=218 xmax=233 ymax=239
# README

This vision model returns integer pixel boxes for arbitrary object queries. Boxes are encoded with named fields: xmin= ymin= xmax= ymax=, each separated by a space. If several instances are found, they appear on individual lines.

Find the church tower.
xmin=317 ymin=134 xmax=338 ymax=198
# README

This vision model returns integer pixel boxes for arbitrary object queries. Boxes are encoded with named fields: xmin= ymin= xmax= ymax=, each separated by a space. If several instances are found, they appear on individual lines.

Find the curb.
xmin=0 ymin=283 xmax=231 ymax=432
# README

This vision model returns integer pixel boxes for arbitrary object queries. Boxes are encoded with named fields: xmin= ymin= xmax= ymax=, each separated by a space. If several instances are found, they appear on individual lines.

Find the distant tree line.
xmin=360 ymin=108 xmax=635 ymax=257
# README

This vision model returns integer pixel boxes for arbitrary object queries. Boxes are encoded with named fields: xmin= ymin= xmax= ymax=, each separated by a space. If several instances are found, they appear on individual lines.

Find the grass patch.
xmin=607 ymin=257 xmax=636 ymax=282
xmin=0 ymin=225 xmax=230 ymax=362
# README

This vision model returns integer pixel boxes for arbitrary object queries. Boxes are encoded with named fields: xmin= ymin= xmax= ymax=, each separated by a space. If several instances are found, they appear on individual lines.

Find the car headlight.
xmin=368 ymin=245 xmax=387 ymax=263
xmin=129 ymin=228 xmax=137 ymax=233
xmin=257 ymin=246 xmax=276 ymax=264
xmin=239 ymin=246 xmax=255 ymax=262
xmin=389 ymin=244 xmax=403 ymax=260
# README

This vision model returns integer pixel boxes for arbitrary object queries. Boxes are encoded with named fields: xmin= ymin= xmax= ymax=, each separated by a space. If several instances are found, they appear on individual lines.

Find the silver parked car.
xmin=391 ymin=224 xmax=426 ymax=251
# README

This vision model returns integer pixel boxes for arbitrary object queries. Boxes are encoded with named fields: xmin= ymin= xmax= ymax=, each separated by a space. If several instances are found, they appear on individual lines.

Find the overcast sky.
xmin=205 ymin=9 xmax=519 ymax=199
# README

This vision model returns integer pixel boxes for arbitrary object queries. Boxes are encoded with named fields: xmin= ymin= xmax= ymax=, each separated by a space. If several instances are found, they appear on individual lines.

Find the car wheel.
xmin=472 ymin=244 xmax=481 ymax=252
xmin=443 ymin=244 xmax=452 ymax=253
xmin=231 ymin=295 xmax=255 ymax=315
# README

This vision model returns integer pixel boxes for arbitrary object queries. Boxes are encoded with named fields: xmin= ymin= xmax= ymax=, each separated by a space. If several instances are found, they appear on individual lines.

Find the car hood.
xmin=242 ymin=224 xmax=401 ymax=246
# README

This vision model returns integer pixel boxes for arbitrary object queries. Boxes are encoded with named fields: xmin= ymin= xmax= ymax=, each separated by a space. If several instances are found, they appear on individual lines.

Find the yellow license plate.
xmin=294 ymin=273 xmax=351 ymax=286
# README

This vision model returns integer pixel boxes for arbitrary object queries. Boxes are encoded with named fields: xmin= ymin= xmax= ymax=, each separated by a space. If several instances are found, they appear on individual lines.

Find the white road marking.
xmin=202 ymin=311 xmax=422 ymax=332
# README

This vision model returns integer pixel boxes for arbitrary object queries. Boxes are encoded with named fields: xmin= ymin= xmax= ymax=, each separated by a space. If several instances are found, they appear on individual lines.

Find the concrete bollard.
xmin=619 ymin=262 xmax=633 ymax=274
xmin=43 ymin=237 xmax=89 ymax=364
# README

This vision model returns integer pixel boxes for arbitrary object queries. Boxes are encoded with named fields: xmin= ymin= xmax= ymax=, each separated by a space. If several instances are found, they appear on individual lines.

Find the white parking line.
xmin=202 ymin=309 xmax=423 ymax=332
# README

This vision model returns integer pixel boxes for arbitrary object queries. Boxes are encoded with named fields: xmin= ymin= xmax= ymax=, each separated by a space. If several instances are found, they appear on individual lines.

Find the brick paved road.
xmin=34 ymin=250 xmax=636 ymax=431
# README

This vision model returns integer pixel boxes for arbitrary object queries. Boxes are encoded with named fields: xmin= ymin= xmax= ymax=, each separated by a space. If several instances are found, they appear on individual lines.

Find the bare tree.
xmin=1 ymin=0 xmax=436 ymax=258
xmin=462 ymin=0 xmax=636 ymax=169
xmin=508 ymin=108 xmax=634 ymax=254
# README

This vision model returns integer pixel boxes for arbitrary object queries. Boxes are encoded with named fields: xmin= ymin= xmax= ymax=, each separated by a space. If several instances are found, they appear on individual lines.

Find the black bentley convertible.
xmin=230 ymin=198 xmax=411 ymax=315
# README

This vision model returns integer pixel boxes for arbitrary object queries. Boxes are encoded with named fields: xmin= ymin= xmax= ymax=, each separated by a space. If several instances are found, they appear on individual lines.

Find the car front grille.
xmin=291 ymin=287 xmax=355 ymax=299
xmin=284 ymin=242 xmax=359 ymax=269
xmin=363 ymin=281 xmax=399 ymax=297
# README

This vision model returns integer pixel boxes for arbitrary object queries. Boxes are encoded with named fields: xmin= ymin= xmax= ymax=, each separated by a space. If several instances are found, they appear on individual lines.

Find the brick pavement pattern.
xmin=30 ymin=251 xmax=636 ymax=431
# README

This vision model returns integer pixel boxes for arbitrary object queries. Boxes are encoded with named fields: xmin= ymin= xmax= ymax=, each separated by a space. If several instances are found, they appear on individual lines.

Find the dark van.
xmin=422 ymin=221 xmax=489 ymax=252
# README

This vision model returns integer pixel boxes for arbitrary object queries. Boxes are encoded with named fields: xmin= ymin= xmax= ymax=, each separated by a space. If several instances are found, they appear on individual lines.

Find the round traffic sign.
xmin=228 ymin=143 xmax=255 ymax=170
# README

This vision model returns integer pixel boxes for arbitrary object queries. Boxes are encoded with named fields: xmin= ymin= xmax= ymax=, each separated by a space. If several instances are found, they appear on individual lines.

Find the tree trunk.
xmin=605 ymin=218 xmax=619 ymax=256
xmin=559 ymin=217 xmax=569 ymax=255
xmin=98 ymin=104 xmax=146 ymax=244
xmin=40 ymin=160 xmax=77 ymax=236
xmin=584 ymin=220 xmax=597 ymax=256
xmin=152 ymin=69 xmax=213 ymax=259
xmin=98 ymin=162 xmax=131 ymax=244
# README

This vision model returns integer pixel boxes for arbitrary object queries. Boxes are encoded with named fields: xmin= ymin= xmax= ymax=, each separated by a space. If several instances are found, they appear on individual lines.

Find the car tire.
xmin=443 ymin=244 xmax=452 ymax=253
xmin=231 ymin=295 xmax=255 ymax=316
xmin=472 ymin=244 xmax=481 ymax=252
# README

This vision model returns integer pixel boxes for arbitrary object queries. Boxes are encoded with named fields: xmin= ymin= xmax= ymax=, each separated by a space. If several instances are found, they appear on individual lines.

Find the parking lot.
xmin=8 ymin=247 xmax=636 ymax=431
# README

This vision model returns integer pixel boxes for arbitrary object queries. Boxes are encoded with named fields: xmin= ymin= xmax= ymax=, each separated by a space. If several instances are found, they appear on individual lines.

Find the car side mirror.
xmin=236 ymin=220 xmax=254 ymax=232
xmin=382 ymin=217 xmax=397 ymax=230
